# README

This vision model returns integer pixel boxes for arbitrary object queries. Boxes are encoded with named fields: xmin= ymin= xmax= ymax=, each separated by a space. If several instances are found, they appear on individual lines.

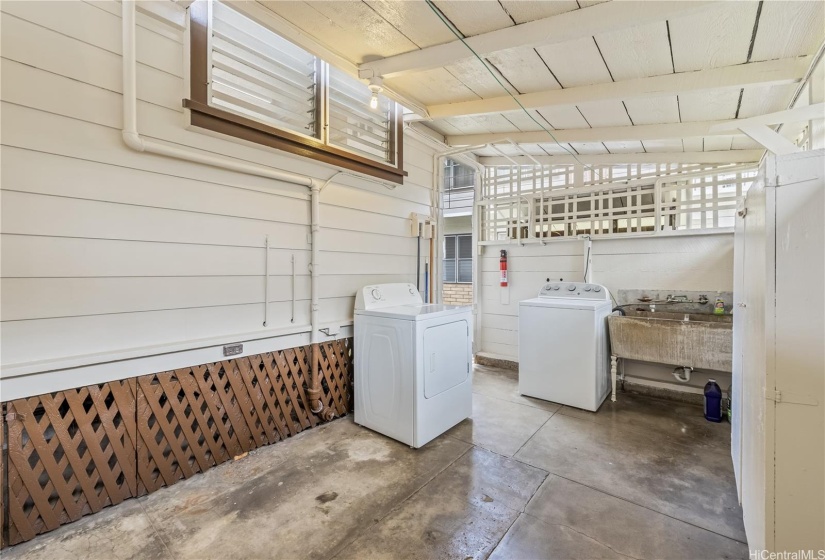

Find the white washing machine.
xmin=354 ymin=283 xmax=472 ymax=448
xmin=518 ymin=281 xmax=612 ymax=411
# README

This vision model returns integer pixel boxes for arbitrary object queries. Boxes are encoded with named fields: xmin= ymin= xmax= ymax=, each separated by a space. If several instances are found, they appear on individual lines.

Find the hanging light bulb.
xmin=367 ymin=76 xmax=384 ymax=111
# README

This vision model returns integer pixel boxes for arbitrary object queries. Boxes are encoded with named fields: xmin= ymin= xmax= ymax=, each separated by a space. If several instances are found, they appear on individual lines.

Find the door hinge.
xmin=765 ymin=389 xmax=819 ymax=406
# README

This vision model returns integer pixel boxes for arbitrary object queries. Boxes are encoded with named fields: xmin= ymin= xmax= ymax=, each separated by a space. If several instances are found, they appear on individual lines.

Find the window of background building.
xmin=443 ymin=234 xmax=473 ymax=283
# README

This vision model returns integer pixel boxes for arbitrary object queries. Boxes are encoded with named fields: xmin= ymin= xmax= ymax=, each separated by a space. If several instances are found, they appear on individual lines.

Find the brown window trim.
xmin=186 ymin=0 xmax=406 ymax=184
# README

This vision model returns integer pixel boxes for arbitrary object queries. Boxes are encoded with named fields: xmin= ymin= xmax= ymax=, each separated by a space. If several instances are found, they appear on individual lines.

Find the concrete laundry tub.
xmin=607 ymin=311 xmax=733 ymax=401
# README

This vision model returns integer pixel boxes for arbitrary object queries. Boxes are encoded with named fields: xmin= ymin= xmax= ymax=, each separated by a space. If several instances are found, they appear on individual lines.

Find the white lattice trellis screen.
xmin=479 ymin=164 xmax=757 ymax=244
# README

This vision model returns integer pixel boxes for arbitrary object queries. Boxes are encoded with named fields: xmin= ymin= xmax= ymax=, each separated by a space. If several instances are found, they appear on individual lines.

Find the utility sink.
xmin=607 ymin=311 xmax=733 ymax=373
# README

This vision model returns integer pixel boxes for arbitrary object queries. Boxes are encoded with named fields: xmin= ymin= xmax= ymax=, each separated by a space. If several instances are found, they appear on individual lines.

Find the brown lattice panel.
xmin=136 ymin=342 xmax=353 ymax=493
xmin=1 ymin=339 xmax=353 ymax=547
xmin=316 ymin=339 xmax=354 ymax=416
xmin=4 ymin=381 xmax=138 ymax=545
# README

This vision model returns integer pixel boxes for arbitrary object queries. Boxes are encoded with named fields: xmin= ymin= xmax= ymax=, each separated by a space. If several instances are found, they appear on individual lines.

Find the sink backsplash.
xmin=615 ymin=289 xmax=734 ymax=315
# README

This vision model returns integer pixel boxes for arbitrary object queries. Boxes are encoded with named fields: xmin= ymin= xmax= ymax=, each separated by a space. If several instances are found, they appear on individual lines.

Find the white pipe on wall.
xmin=581 ymin=235 xmax=593 ymax=284
xmin=122 ymin=0 xmax=338 ymax=418
xmin=121 ymin=1 xmax=315 ymax=189
xmin=121 ymin=0 xmax=323 ymax=334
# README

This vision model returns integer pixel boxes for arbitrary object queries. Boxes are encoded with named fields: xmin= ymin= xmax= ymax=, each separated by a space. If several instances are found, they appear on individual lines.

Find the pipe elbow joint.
xmin=122 ymin=130 xmax=145 ymax=152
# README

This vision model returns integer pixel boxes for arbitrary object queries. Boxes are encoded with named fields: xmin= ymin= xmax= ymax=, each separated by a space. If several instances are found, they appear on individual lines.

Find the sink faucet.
xmin=666 ymin=294 xmax=689 ymax=303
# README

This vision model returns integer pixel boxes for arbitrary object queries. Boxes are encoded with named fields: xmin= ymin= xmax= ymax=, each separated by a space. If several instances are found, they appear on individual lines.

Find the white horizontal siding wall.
xmin=0 ymin=1 xmax=437 ymax=398
xmin=478 ymin=234 xmax=734 ymax=391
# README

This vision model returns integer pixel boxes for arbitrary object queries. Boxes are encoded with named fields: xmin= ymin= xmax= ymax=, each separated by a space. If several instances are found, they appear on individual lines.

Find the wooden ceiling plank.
xmin=738 ymin=83 xmax=799 ymax=119
xmin=669 ymin=1 xmax=757 ymax=72
xmin=386 ymin=68 xmax=479 ymax=106
xmin=364 ymin=0 xmax=455 ymax=48
xmin=703 ymin=136 xmax=734 ymax=152
xmin=604 ymin=141 xmax=646 ymax=154
xmin=498 ymin=1 xmax=579 ymax=25
xmin=577 ymin=100 xmax=633 ymax=128
xmin=534 ymin=36 xmax=612 ymax=88
xmin=622 ymin=96 xmax=680 ymax=125
xmin=259 ymin=0 xmax=417 ymax=62
xmin=594 ymin=20 xmax=673 ymax=81
xmin=536 ymin=107 xmax=590 ymax=129
xmin=486 ymin=48 xmax=562 ymax=94
xmin=430 ymin=0 xmax=513 ymax=35
xmin=750 ymin=1 xmax=825 ymax=62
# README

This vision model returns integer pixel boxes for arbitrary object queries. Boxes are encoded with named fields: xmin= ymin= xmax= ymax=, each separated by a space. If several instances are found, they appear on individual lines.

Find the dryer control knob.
xmin=567 ymin=284 xmax=576 ymax=291
xmin=371 ymin=288 xmax=381 ymax=300
xmin=409 ymin=287 xmax=416 ymax=295
xmin=594 ymin=286 xmax=602 ymax=292
xmin=553 ymin=285 xmax=560 ymax=291
xmin=584 ymin=286 xmax=592 ymax=292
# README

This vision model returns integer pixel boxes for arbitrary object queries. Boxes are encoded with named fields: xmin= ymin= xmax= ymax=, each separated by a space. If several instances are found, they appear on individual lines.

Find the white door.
xmin=740 ymin=169 xmax=770 ymax=551
xmin=415 ymin=313 xmax=473 ymax=448
xmin=422 ymin=320 xmax=471 ymax=398
xmin=772 ymin=154 xmax=825 ymax=551
xmin=731 ymin=200 xmax=746 ymax=501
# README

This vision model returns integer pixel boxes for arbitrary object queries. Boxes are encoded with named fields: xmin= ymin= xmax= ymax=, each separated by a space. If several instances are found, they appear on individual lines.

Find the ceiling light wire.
xmin=423 ymin=0 xmax=602 ymax=179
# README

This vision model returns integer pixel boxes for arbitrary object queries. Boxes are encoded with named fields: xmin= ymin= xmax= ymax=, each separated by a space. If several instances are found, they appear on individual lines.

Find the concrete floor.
xmin=4 ymin=364 xmax=747 ymax=559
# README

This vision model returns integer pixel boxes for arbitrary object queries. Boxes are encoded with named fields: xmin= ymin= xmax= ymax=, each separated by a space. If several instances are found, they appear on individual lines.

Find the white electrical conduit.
xmin=122 ymin=0 xmax=337 ymax=417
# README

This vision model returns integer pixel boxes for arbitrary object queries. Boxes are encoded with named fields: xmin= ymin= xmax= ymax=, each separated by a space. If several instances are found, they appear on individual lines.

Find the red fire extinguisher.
xmin=500 ymin=250 xmax=508 ymax=287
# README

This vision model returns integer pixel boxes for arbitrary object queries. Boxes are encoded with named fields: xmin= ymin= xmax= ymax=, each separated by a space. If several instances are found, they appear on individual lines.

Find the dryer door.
xmin=422 ymin=319 xmax=471 ymax=398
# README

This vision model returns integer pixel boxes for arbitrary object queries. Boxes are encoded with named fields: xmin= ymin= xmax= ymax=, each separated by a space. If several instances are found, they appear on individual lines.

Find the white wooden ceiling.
xmin=257 ymin=0 xmax=825 ymax=162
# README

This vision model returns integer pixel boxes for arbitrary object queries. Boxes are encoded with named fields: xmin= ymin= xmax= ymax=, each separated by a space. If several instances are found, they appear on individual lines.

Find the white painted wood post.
xmin=611 ymin=355 xmax=618 ymax=402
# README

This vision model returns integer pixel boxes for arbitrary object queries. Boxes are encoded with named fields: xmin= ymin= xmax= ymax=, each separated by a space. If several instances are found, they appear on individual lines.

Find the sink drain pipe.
xmin=122 ymin=0 xmax=336 ymax=421
xmin=672 ymin=366 xmax=693 ymax=383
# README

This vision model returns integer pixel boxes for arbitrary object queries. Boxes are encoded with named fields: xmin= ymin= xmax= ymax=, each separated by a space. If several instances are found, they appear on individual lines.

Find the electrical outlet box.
xmin=410 ymin=213 xmax=435 ymax=238
xmin=223 ymin=343 xmax=243 ymax=356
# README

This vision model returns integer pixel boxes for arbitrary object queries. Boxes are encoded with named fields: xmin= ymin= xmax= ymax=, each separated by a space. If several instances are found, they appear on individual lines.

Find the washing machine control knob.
xmin=593 ymin=286 xmax=602 ymax=292
xmin=567 ymin=284 xmax=576 ymax=291
xmin=584 ymin=286 xmax=592 ymax=292
xmin=371 ymin=288 xmax=382 ymax=300
xmin=409 ymin=287 xmax=416 ymax=295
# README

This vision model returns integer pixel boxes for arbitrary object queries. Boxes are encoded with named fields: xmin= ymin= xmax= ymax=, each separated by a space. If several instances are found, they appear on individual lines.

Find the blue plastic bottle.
xmin=704 ymin=379 xmax=723 ymax=422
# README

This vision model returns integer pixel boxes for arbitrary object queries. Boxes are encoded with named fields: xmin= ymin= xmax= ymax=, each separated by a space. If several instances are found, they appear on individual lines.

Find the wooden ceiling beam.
xmin=446 ymin=120 xmax=746 ymax=146
xmin=423 ymin=57 xmax=811 ymax=120
xmin=478 ymin=151 xmax=764 ymax=166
